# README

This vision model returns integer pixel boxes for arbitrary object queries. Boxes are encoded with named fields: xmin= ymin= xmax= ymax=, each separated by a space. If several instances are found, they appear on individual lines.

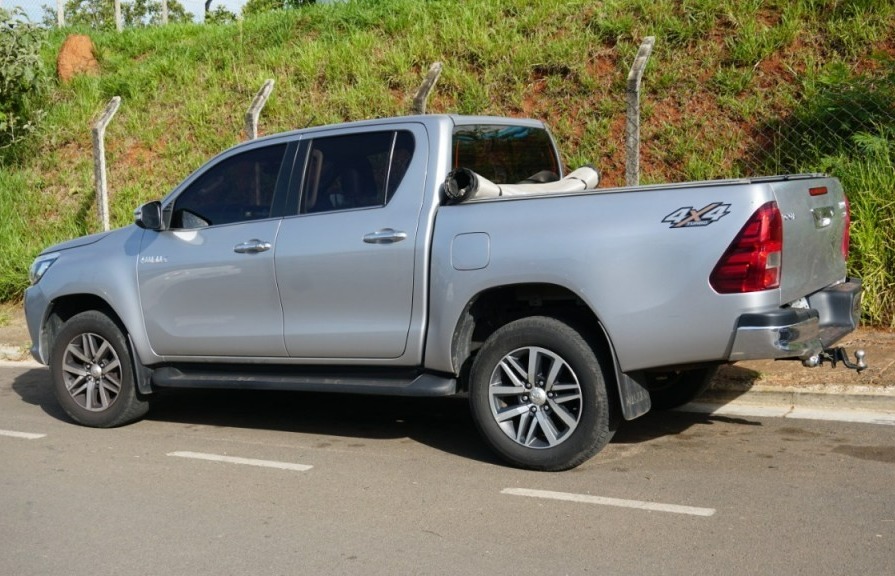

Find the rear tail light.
xmin=710 ymin=201 xmax=783 ymax=293
xmin=842 ymin=195 xmax=851 ymax=260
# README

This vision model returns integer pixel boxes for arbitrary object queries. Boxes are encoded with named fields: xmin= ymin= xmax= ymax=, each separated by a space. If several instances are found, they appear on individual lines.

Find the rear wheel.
xmin=50 ymin=311 xmax=149 ymax=428
xmin=468 ymin=316 xmax=617 ymax=471
xmin=646 ymin=367 xmax=718 ymax=410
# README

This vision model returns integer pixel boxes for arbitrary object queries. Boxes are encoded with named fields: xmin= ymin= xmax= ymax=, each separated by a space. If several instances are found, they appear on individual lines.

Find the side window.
xmin=300 ymin=130 xmax=415 ymax=214
xmin=171 ymin=143 xmax=287 ymax=229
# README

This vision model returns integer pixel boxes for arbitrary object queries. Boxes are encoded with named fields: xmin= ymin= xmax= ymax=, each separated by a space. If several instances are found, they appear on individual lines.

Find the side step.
xmin=150 ymin=365 xmax=457 ymax=397
xmin=152 ymin=365 xmax=457 ymax=397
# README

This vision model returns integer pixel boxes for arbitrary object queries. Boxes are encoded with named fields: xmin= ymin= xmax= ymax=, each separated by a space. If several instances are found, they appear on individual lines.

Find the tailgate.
xmin=768 ymin=175 xmax=849 ymax=303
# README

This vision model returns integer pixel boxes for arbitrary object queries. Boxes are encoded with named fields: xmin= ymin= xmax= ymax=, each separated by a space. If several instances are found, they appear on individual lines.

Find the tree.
xmin=60 ymin=0 xmax=194 ymax=30
xmin=204 ymin=1 xmax=237 ymax=25
xmin=124 ymin=0 xmax=193 ymax=27
xmin=242 ymin=0 xmax=316 ymax=18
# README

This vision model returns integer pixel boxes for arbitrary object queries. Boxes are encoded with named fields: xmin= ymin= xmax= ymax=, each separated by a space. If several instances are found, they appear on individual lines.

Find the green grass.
xmin=1 ymin=0 xmax=894 ymax=325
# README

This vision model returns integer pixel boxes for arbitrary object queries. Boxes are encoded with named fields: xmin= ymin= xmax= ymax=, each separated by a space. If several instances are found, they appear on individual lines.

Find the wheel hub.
xmin=529 ymin=386 xmax=547 ymax=406
xmin=89 ymin=363 xmax=103 ymax=379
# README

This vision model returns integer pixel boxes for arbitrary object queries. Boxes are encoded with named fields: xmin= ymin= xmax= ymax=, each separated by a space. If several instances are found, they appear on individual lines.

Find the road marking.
xmin=502 ymin=488 xmax=716 ymax=517
xmin=0 ymin=429 xmax=46 ymax=440
xmin=167 ymin=451 xmax=313 ymax=471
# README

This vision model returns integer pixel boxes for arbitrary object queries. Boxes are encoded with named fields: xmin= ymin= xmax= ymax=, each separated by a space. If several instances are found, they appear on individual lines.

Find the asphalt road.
xmin=2 ymin=365 xmax=893 ymax=576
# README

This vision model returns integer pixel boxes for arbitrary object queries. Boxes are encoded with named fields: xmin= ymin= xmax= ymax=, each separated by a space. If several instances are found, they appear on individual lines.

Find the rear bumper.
xmin=727 ymin=278 xmax=862 ymax=361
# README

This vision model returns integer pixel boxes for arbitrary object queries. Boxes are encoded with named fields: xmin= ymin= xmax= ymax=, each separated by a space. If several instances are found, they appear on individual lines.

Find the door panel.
xmin=277 ymin=125 xmax=427 ymax=359
xmin=138 ymin=220 xmax=286 ymax=357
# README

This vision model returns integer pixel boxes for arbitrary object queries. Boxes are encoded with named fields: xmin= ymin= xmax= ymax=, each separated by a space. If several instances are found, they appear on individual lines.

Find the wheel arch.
xmin=43 ymin=294 xmax=152 ymax=395
xmin=450 ymin=283 xmax=615 ymax=392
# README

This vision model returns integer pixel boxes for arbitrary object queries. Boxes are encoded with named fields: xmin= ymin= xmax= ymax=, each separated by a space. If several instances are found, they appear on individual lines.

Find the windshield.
xmin=452 ymin=124 xmax=560 ymax=184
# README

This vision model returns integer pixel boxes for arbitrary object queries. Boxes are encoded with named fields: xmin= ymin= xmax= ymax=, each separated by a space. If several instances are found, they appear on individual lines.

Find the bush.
xmin=0 ymin=8 xmax=47 ymax=161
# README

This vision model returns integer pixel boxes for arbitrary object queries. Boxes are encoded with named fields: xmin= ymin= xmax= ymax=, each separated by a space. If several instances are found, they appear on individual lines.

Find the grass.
xmin=0 ymin=0 xmax=894 ymax=325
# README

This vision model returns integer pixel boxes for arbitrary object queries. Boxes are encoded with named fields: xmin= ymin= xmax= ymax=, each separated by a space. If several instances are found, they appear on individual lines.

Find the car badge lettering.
xmin=140 ymin=256 xmax=168 ymax=264
xmin=663 ymin=202 xmax=731 ymax=228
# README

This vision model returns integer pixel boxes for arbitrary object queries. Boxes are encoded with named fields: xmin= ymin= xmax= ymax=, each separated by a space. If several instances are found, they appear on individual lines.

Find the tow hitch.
xmin=803 ymin=347 xmax=867 ymax=372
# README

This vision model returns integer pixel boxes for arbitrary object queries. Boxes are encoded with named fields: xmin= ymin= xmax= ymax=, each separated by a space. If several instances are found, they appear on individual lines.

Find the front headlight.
xmin=29 ymin=252 xmax=60 ymax=285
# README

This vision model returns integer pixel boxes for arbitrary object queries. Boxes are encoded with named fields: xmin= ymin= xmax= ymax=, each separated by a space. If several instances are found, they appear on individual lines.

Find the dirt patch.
xmin=57 ymin=34 xmax=100 ymax=83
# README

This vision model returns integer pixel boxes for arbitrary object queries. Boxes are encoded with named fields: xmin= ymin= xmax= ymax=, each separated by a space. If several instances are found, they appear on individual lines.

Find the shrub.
xmin=0 ymin=8 xmax=48 ymax=160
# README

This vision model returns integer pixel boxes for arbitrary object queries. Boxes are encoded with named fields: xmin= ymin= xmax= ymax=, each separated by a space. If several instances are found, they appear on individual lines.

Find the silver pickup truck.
xmin=24 ymin=114 xmax=863 ymax=470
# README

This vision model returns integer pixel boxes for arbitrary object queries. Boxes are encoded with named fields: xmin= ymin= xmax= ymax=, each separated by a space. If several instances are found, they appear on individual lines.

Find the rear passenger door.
xmin=276 ymin=124 xmax=426 ymax=359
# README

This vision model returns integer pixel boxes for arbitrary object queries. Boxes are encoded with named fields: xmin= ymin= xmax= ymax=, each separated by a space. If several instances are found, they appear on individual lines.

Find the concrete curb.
xmin=701 ymin=385 xmax=895 ymax=413
xmin=0 ymin=346 xmax=30 ymax=364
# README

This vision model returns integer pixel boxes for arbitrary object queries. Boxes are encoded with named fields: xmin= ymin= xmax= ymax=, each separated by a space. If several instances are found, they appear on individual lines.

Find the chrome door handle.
xmin=234 ymin=239 xmax=272 ymax=253
xmin=363 ymin=228 xmax=407 ymax=244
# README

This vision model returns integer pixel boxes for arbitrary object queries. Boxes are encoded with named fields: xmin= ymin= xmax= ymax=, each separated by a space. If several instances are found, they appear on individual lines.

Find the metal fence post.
xmin=625 ymin=36 xmax=655 ymax=186
xmin=92 ymin=97 xmax=121 ymax=232
xmin=411 ymin=62 xmax=443 ymax=114
xmin=244 ymin=79 xmax=275 ymax=140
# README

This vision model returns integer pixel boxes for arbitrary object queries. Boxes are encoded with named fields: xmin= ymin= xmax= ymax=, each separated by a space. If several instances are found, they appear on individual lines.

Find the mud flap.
xmin=616 ymin=372 xmax=652 ymax=420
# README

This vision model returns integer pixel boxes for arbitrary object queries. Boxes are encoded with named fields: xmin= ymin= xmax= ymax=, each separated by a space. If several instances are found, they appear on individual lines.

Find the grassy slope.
xmin=1 ymin=0 xmax=894 ymax=323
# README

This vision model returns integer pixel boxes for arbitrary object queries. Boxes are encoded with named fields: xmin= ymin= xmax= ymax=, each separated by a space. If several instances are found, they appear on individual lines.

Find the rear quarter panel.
xmin=426 ymin=181 xmax=786 ymax=373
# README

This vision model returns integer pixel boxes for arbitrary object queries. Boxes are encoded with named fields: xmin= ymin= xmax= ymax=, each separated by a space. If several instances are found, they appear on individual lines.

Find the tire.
xmin=49 ymin=310 xmax=149 ymax=428
xmin=646 ymin=366 xmax=719 ymax=410
xmin=468 ymin=316 xmax=617 ymax=471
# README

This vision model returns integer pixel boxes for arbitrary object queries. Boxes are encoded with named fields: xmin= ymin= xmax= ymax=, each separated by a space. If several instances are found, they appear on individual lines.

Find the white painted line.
xmin=681 ymin=402 xmax=895 ymax=426
xmin=502 ymin=488 xmax=716 ymax=517
xmin=0 ymin=429 xmax=46 ymax=440
xmin=167 ymin=451 xmax=312 ymax=472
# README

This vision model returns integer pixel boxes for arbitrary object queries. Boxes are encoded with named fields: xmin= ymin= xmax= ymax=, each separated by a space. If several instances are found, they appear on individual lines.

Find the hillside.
xmin=1 ymin=0 xmax=894 ymax=325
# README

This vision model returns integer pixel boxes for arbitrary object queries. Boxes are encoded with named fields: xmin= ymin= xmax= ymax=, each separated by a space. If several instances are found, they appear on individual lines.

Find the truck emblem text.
xmin=663 ymin=202 xmax=731 ymax=228
xmin=140 ymin=256 xmax=168 ymax=264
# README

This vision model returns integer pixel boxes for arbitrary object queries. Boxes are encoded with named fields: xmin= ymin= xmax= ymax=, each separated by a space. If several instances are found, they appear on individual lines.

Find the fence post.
xmin=56 ymin=0 xmax=64 ymax=27
xmin=92 ymin=97 xmax=121 ymax=232
xmin=161 ymin=0 xmax=168 ymax=25
xmin=625 ymin=36 xmax=655 ymax=187
xmin=114 ymin=0 xmax=122 ymax=32
xmin=411 ymin=62 xmax=443 ymax=115
xmin=245 ymin=79 xmax=275 ymax=140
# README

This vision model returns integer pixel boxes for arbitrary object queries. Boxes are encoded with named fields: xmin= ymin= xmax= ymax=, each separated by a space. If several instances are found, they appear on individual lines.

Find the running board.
xmin=150 ymin=366 xmax=457 ymax=397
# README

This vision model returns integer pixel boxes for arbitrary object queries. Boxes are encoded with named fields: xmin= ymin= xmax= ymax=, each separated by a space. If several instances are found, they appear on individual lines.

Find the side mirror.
xmin=134 ymin=201 xmax=164 ymax=231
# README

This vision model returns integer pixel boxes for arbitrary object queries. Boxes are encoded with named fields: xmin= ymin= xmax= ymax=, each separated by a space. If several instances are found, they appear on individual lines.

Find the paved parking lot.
xmin=2 ymin=365 xmax=893 ymax=575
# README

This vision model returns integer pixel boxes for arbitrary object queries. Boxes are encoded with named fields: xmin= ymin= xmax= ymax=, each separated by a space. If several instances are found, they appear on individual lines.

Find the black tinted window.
xmin=300 ymin=130 xmax=415 ymax=214
xmin=172 ymin=143 xmax=287 ymax=229
xmin=452 ymin=124 xmax=559 ymax=184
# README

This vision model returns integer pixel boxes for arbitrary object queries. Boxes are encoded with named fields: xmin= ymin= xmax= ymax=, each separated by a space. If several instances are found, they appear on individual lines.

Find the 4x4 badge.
xmin=663 ymin=202 xmax=731 ymax=228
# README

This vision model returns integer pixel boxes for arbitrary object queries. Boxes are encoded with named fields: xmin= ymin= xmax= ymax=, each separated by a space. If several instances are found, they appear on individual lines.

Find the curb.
xmin=0 ymin=345 xmax=30 ymax=364
xmin=701 ymin=384 xmax=895 ymax=413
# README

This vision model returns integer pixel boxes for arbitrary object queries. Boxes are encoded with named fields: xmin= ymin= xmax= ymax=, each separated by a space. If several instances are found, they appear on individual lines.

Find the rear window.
xmin=452 ymin=124 xmax=560 ymax=184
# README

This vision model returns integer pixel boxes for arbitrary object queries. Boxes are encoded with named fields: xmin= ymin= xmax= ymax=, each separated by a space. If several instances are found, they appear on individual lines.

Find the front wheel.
xmin=49 ymin=310 xmax=149 ymax=428
xmin=468 ymin=316 xmax=617 ymax=471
